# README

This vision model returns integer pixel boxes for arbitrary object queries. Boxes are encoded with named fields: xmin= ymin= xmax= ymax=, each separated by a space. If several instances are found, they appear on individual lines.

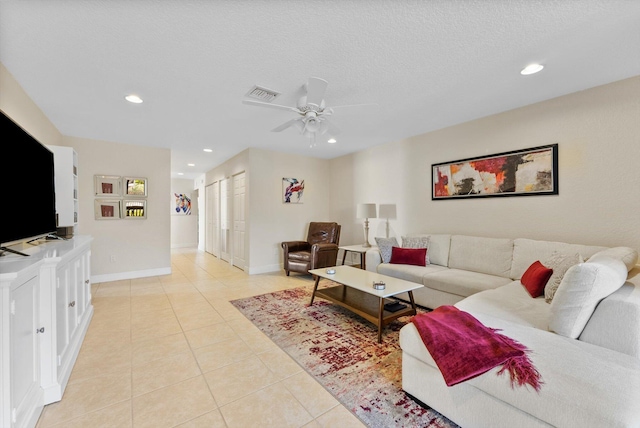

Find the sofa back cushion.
xmin=588 ymin=247 xmax=638 ymax=272
xmin=408 ymin=234 xmax=451 ymax=267
xmin=510 ymin=238 xmax=606 ymax=280
xmin=448 ymin=235 xmax=514 ymax=278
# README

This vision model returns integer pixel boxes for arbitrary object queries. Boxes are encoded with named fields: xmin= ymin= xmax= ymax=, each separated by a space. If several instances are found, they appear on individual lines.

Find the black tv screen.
xmin=1 ymin=110 xmax=57 ymax=246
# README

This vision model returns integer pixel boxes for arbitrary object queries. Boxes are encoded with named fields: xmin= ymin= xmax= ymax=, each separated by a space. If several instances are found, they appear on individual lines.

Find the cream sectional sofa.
xmin=366 ymin=234 xmax=640 ymax=428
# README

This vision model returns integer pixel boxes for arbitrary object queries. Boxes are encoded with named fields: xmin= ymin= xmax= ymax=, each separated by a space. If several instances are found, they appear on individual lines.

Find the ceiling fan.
xmin=242 ymin=77 xmax=372 ymax=146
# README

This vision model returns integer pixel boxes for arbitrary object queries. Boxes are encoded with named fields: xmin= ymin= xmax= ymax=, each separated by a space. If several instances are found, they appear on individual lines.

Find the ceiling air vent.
xmin=246 ymin=85 xmax=280 ymax=102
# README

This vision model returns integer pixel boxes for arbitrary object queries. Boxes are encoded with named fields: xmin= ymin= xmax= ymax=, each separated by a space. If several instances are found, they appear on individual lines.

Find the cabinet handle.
xmin=69 ymin=301 xmax=76 ymax=307
xmin=36 ymin=327 xmax=45 ymax=333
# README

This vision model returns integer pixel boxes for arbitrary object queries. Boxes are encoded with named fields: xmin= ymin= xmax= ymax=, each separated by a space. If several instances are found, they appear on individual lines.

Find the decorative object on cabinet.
xmin=123 ymin=177 xmax=147 ymax=197
xmin=124 ymin=200 xmax=147 ymax=219
xmin=94 ymin=175 xmax=121 ymax=197
xmin=432 ymin=144 xmax=558 ymax=200
xmin=283 ymin=177 xmax=304 ymax=204
xmin=356 ymin=203 xmax=377 ymax=248
xmin=94 ymin=200 xmax=122 ymax=219
xmin=173 ymin=193 xmax=191 ymax=215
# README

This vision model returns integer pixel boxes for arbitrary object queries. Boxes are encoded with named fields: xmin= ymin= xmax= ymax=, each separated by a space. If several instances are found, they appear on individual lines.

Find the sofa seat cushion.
xmin=377 ymin=263 xmax=447 ymax=284
xmin=400 ymin=312 xmax=640 ymax=428
xmin=287 ymin=251 xmax=310 ymax=262
xmin=456 ymin=282 xmax=550 ymax=330
xmin=422 ymin=269 xmax=512 ymax=298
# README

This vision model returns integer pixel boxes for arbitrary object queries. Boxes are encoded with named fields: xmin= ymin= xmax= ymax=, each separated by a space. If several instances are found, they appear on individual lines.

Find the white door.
xmin=205 ymin=183 xmax=215 ymax=255
xmin=232 ymin=172 xmax=246 ymax=270
xmin=220 ymin=178 xmax=231 ymax=263
xmin=212 ymin=182 xmax=220 ymax=257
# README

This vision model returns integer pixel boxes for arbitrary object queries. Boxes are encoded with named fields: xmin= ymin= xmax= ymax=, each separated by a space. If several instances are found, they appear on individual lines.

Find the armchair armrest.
xmin=282 ymin=241 xmax=310 ymax=253
xmin=311 ymin=243 xmax=339 ymax=252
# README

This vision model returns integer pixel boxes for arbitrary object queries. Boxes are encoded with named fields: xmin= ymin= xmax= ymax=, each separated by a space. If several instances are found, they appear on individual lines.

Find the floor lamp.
xmin=378 ymin=204 xmax=396 ymax=238
xmin=356 ymin=203 xmax=377 ymax=247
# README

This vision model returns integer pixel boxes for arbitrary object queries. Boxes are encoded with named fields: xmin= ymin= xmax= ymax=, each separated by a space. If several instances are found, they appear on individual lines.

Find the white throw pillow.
xmin=401 ymin=236 xmax=430 ymax=265
xmin=374 ymin=237 xmax=398 ymax=264
xmin=549 ymin=257 xmax=627 ymax=339
xmin=543 ymin=252 xmax=583 ymax=303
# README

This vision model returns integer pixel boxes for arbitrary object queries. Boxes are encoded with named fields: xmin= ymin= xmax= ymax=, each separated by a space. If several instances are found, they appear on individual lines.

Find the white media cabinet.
xmin=0 ymin=236 xmax=93 ymax=428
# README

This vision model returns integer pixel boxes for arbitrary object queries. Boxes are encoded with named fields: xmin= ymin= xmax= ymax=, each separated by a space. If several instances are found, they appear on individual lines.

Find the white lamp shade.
xmin=378 ymin=204 xmax=396 ymax=219
xmin=357 ymin=203 xmax=377 ymax=219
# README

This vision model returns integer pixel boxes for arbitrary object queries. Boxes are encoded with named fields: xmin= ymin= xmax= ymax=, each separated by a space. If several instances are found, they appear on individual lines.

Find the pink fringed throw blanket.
xmin=411 ymin=305 xmax=542 ymax=391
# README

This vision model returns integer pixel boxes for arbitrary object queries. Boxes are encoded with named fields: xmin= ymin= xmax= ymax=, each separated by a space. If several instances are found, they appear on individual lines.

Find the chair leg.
xmin=286 ymin=270 xmax=290 ymax=276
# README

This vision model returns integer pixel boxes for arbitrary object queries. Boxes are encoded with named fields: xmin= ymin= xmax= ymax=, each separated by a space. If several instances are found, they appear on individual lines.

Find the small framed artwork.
xmin=123 ymin=200 xmax=147 ymax=219
xmin=173 ymin=193 xmax=191 ymax=215
xmin=95 ymin=175 xmax=121 ymax=197
xmin=123 ymin=177 xmax=147 ymax=197
xmin=432 ymin=144 xmax=558 ymax=200
xmin=94 ymin=200 xmax=121 ymax=220
xmin=283 ymin=177 xmax=304 ymax=204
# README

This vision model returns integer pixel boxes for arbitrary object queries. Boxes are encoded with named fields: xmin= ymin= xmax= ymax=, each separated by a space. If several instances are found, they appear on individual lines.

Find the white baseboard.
xmin=91 ymin=266 xmax=172 ymax=283
xmin=170 ymin=242 xmax=198 ymax=249
xmin=248 ymin=263 xmax=282 ymax=275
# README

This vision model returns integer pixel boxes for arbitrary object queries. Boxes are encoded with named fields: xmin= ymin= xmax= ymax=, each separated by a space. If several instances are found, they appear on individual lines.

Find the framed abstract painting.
xmin=432 ymin=144 xmax=558 ymax=200
xmin=283 ymin=178 xmax=305 ymax=204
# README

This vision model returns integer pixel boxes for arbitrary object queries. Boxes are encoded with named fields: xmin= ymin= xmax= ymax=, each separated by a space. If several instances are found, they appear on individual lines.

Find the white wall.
xmin=248 ymin=148 xmax=332 ymax=274
xmin=330 ymin=76 xmax=640 ymax=253
xmin=65 ymin=135 xmax=172 ymax=281
xmin=171 ymin=178 xmax=198 ymax=248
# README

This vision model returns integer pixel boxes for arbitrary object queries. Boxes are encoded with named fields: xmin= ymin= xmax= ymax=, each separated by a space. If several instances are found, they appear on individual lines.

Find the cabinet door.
xmin=55 ymin=266 xmax=70 ymax=367
xmin=10 ymin=275 xmax=42 ymax=426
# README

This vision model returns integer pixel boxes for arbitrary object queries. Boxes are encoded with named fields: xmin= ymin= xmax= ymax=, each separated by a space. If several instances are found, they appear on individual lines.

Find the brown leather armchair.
xmin=282 ymin=222 xmax=341 ymax=275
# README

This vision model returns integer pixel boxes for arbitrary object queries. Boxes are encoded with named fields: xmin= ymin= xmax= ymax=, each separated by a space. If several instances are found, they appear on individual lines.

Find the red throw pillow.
xmin=521 ymin=261 xmax=554 ymax=298
xmin=390 ymin=247 xmax=427 ymax=267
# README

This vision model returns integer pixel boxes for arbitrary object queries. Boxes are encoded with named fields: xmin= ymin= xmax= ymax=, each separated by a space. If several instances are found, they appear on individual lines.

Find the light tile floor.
xmin=36 ymin=248 xmax=365 ymax=428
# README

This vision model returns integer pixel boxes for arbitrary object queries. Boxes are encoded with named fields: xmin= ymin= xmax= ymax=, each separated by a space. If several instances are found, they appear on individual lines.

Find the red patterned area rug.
xmin=230 ymin=286 xmax=459 ymax=428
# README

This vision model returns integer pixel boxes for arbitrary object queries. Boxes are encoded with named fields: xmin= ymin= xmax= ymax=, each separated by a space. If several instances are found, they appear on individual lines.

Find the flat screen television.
xmin=1 ymin=110 xmax=57 ymax=251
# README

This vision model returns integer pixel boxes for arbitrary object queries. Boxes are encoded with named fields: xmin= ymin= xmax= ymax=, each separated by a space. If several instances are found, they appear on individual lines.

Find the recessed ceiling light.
xmin=520 ymin=64 xmax=544 ymax=75
xmin=187 ymin=163 xmax=195 ymax=167
xmin=203 ymin=148 xmax=213 ymax=153
xmin=328 ymin=138 xmax=337 ymax=144
xmin=178 ymin=172 xmax=184 ymax=176
xmin=124 ymin=94 xmax=143 ymax=103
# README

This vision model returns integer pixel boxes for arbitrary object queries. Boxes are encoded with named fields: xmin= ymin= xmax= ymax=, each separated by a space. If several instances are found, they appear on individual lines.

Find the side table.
xmin=339 ymin=244 xmax=377 ymax=270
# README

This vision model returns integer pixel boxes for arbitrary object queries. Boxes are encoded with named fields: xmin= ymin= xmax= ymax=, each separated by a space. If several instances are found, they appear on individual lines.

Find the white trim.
xmin=170 ymin=242 xmax=198 ymax=249
xmin=91 ymin=267 xmax=171 ymax=283
xmin=248 ymin=264 xmax=282 ymax=275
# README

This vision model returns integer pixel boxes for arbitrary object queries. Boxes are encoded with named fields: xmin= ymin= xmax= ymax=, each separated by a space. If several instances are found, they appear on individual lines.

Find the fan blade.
xmin=271 ymin=118 xmax=300 ymax=132
xmin=242 ymin=99 xmax=301 ymax=113
xmin=306 ymin=77 xmax=328 ymax=107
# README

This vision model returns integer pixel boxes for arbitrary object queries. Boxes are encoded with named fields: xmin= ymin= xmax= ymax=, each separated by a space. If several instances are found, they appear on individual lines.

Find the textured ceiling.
xmin=2 ymin=0 xmax=639 ymax=179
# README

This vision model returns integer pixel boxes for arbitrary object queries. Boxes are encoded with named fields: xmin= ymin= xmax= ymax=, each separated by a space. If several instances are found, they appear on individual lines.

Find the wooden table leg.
xmin=310 ymin=275 xmax=321 ymax=305
xmin=408 ymin=291 xmax=417 ymax=313
xmin=377 ymin=297 xmax=384 ymax=343
xmin=341 ymin=250 xmax=348 ymax=266
xmin=361 ymin=252 xmax=366 ymax=270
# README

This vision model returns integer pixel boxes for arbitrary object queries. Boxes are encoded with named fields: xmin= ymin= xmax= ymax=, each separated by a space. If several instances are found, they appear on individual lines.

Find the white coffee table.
xmin=308 ymin=265 xmax=424 ymax=343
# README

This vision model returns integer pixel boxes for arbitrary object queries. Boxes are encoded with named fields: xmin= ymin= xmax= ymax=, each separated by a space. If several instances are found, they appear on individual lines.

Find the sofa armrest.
xmin=282 ymin=241 xmax=310 ymax=253
xmin=366 ymin=248 xmax=382 ymax=272
xmin=579 ymin=279 xmax=640 ymax=359
xmin=310 ymin=243 xmax=339 ymax=269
